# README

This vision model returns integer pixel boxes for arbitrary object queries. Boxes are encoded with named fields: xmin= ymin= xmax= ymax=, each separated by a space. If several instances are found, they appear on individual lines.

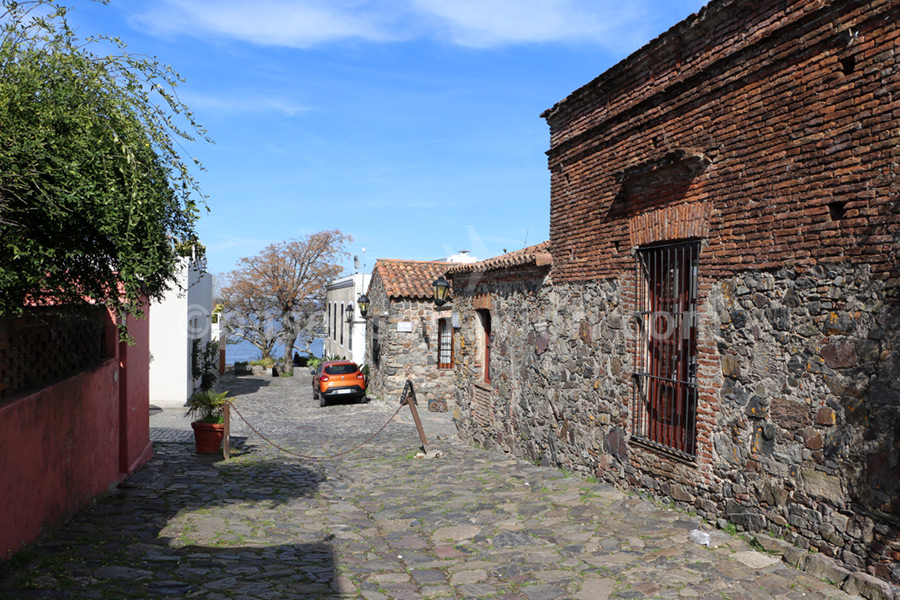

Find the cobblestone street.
xmin=0 ymin=373 xmax=860 ymax=599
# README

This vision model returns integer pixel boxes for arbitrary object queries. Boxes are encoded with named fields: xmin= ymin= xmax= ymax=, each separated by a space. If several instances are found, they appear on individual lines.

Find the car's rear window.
xmin=325 ymin=364 xmax=357 ymax=375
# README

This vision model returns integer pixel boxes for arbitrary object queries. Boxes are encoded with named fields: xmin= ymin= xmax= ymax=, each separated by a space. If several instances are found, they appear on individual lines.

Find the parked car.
xmin=312 ymin=361 xmax=367 ymax=407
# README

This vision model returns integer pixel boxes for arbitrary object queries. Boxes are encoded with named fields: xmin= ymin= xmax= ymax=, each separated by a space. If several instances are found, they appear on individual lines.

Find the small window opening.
xmin=476 ymin=309 xmax=491 ymax=384
xmin=829 ymin=200 xmax=848 ymax=221
xmin=840 ymin=56 xmax=856 ymax=75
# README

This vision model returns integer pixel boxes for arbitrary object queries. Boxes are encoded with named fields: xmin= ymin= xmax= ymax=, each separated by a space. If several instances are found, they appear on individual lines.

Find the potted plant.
xmin=186 ymin=389 xmax=229 ymax=454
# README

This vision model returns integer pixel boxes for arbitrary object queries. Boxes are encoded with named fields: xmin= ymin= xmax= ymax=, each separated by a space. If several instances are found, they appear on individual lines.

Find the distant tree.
xmin=220 ymin=230 xmax=349 ymax=374
xmin=0 ymin=0 xmax=209 ymax=321
xmin=216 ymin=271 xmax=281 ymax=361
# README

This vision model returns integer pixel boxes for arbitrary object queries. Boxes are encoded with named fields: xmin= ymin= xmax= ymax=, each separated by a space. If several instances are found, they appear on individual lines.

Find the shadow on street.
xmin=0 ymin=445 xmax=341 ymax=599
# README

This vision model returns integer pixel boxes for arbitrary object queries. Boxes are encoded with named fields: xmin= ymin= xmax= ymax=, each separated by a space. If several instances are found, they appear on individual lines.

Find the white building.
xmin=323 ymin=273 xmax=370 ymax=365
xmin=149 ymin=255 xmax=213 ymax=408
xmin=440 ymin=250 xmax=478 ymax=264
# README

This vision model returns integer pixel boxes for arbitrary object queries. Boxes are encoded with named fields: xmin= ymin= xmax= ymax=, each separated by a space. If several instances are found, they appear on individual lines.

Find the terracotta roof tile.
xmin=446 ymin=241 xmax=552 ymax=276
xmin=372 ymin=259 xmax=450 ymax=300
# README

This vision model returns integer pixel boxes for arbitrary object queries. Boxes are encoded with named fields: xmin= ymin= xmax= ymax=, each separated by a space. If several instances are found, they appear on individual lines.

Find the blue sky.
xmin=71 ymin=0 xmax=708 ymax=276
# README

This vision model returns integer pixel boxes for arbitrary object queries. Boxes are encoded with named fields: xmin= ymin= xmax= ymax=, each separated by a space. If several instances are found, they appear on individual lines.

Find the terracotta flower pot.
xmin=191 ymin=421 xmax=225 ymax=454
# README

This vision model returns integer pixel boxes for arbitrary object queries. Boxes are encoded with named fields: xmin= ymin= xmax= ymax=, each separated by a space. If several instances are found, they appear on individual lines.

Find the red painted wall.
xmin=0 ymin=309 xmax=153 ymax=560
xmin=119 ymin=312 xmax=153 ymax=476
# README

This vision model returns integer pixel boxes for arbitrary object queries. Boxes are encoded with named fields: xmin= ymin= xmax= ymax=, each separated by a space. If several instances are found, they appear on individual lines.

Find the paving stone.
xmin=449 ymin=569 xmax=487 ymax=585
xmin=492 ymin=531 xmax=546 ymax=548
xmin=411 ymin=569 xmax=449 ymax=585
xmin=457 ymin=582 xmax=497 ymax=597
xmin=0 ymin=373 xmax=870 ymax=600
xmin=575 ymin=578 xmax=615 ymax=600
xmin=521 ymin=583 xmax=566 ymax=600
xmin=432 ymin=524 xmax=480 ymax=542
xmin=93 ymin=566 xmax=153 ymax=580
xmin=733 ymin=551 xmax=781 ymax=570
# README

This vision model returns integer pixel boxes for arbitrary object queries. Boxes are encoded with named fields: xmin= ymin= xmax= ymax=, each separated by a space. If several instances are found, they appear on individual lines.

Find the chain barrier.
xmin=226 ymin=400 xmax=405 ymax=461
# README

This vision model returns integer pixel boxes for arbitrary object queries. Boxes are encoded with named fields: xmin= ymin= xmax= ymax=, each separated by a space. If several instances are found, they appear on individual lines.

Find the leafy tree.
xmin=216 ymin=271 xmax=281 ymax=362
xmin=221 ymin=230 xmax=350 ymax=375
xmin=0 ymin=0 xmax=209 ymax=319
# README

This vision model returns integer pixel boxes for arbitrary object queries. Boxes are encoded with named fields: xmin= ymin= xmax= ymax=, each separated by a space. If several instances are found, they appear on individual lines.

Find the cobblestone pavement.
xmin=0 ymin=373 xmax=859 ymax=599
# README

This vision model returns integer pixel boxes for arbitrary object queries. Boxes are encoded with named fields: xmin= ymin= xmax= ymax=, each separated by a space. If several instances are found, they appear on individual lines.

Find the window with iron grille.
xmin=437 ymin=318 xmax=453 ymax=369
xmin=632 ymin=240 xmax=700 ymax=457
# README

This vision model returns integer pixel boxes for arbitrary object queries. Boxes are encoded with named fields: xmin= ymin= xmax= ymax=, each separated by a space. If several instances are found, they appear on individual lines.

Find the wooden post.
xmin=223 ymin=402 xmax=230 ymax=460
xmin=407 ymin=395 xmax=429 ymax=454
xmin=400 ymin=380 xmax=429 ymax=454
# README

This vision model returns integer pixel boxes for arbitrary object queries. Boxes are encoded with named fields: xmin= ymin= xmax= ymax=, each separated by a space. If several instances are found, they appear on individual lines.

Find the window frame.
xmin=437 ymin=317 xmax=454 ymax=369
xmin=476 ymin=309 xmax=492 ymax=384
xmin=631 ymin=240 xmax=700 ymax=458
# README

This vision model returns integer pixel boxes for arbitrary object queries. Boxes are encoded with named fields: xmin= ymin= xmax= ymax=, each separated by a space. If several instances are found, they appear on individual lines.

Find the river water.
xmin=224 ymin=336 xmax=324 ymax=364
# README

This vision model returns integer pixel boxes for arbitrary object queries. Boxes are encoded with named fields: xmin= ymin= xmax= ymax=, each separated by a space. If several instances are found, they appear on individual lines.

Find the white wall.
xmin=324 ymin=273 xmax=369 ymax=365
xmin=149 ymin=258 xmax=212 ymax=408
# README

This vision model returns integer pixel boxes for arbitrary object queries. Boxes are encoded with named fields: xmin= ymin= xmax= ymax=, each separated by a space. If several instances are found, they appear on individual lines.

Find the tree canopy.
xmin=220 ymin=230 xmax=350 ymax=374
xmin=0 ymin=0 xmax=209 ymax=317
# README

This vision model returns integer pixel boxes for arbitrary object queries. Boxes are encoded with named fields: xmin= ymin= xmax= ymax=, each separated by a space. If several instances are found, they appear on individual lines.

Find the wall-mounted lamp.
xmin=345 ymin=308 xmax=354 ymax=324
xmin=357 ymin=294 xmax=370 ymax=318
xmin=432 ymin=276 xmax=451 ymax=307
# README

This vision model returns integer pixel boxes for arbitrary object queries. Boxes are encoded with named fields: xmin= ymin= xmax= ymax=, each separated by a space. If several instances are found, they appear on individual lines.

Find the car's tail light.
xmin=356 ymin=373 xmax=364 ymax=380
xmin=319 ymin=375 xmax=329 ymax=382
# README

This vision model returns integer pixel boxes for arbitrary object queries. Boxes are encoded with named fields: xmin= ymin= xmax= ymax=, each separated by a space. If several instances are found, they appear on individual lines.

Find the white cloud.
xmin=133 ymin=0 xmax=403 ymax=47
xmin=132 ymin=0 xmax=689 ymax=50
xmin=178 ymin=91 xmax=308 ymax=118
xmin=411 ymin=0 xmax=641 ymax=48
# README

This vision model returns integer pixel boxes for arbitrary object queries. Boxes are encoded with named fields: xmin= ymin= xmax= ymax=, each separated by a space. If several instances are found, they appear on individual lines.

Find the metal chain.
xmin=226 ymin=401 xmax=405 ymax=460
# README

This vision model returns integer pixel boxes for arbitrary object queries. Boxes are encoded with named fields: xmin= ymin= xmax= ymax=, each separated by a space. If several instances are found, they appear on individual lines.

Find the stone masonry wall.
xmin=452 ymin=262 xmax=900 ymax=584
xmin=709 ymin=263 xmax=899 ymax=581
xmin=364 ymin=275 xmax=455 ymax=408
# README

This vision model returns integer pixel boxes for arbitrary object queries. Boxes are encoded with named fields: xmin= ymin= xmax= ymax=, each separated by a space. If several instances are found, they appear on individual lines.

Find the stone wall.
xmin=452 ymin=261 xmax=900 ymax=584
xmin=710 ymin=263 xmax=899 ymax=581
xmin=364 ymin=274 xmax=455 ymax=408
xmin=451 ymin=269 xmax=631 ymax=473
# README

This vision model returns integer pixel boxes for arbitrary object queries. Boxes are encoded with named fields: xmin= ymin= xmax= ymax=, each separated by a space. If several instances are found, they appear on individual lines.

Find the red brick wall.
xmin=544 ymin=0 xmax=899 ymax=289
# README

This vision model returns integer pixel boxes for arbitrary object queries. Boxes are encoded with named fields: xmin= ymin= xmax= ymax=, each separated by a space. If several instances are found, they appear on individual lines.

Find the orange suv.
xmin=312 ymin=361 xmax=367 ymax=407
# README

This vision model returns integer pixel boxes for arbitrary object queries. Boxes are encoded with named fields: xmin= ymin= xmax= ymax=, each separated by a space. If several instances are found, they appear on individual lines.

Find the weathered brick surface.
xmin=543 ymin=0 xmax=900 ymax=292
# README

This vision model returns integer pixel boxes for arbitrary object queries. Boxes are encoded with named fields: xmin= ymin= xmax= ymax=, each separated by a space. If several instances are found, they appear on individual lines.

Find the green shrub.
xmin=185 ymin=390 xmax=229 ymax=424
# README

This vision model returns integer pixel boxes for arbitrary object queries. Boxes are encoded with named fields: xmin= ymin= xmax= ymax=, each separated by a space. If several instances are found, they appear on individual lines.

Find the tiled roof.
xmin=373 ymin=259 xmax=450 ymax=300
xmin=446 ymin=241 xmax=552 ymax=276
